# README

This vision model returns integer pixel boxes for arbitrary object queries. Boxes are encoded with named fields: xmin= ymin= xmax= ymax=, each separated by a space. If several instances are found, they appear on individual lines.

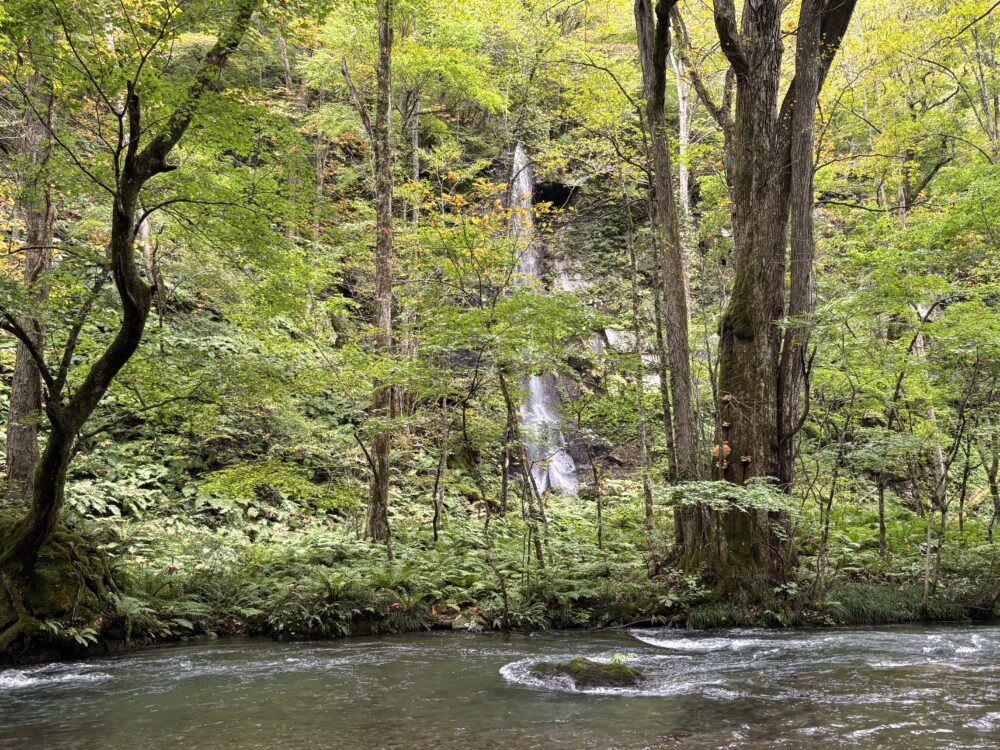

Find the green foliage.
xmin=667 ymin=480 xmax=800 ymax=516
xmin=1 ymin=0 xmax=998 ymax=659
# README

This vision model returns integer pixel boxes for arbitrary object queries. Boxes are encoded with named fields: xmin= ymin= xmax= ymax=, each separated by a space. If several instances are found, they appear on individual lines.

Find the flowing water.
xmin=509 ymin=142 xmax=578 ymax=494
xmin=2 ymin=625 xmax=999 ymax=749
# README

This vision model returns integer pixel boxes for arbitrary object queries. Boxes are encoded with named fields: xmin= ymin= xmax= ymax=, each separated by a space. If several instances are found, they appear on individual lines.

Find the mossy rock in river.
xmin=530 ymin=657 xmax=644 ymax=689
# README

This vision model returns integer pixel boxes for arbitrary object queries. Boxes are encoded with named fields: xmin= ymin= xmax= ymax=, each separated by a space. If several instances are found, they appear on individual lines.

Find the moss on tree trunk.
xmin=0 ymin=517 xmax=115 ymax=659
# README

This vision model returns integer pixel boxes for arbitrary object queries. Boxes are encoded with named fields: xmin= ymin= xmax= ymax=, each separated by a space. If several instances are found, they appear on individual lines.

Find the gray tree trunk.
xmin=689 ymin=0 xmax=856 ymax=587
xmin=6 ymin=77 xmax=54 ymax=503
xmin=366 ymin=0 xmax=396 ymax=547
xmin=634 ymin=0 xmax=698 ymax=485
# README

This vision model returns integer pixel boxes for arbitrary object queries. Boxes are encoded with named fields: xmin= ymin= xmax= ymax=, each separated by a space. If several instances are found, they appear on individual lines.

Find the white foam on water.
xmin=956 ymin=634 xmax=989 ymax=655
xmin=869 ymin=659 xmax=923 ymax=668
xmin=0 ymin=667 xmax=110 ymax=690
xmin=843 ymin=721 xmax=917 ymax=740
xmin=499 ymin=655 xmax=729 ymax=698
xmin=970 ymin=712 xmax=1000 ymax=731
xmin=628 ymin=632 xmax=807 ymax=654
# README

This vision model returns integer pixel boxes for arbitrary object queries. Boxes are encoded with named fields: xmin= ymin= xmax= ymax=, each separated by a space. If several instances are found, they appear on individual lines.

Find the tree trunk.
xmin=669 ymin=46 xmax=692 ymax=220
xmin=877 ymin=475 xmax=887 ymax=559
xmin=411 ymin=92 xmax=420 ymax=226
xmin=980 ymin=426 xmax=999 ymax=542
xmin=708 ymin=0 xmax=790 ymax=587
xmin=138 ymin=218 xmax=167 ymax=326
xmin=500 ymin=393 xmax=514 ymax=516
xmin=988 ymin=463 xmax=1000 ymax=544
xmin=694 ymin=0 xmax=856 ymax=587
xmin=431 ymin=401 xmax=450 ymax=542
xmin=634 ymin=0 xmax=698 ymax=485
xmin=409 ymin=23 xmax=421 ymax=226
xmin=6 ymin=77 xmax=54 ymax=503
xmin=957 ymin=438 xmax=973 ymax=541
xmin=920 ymin=499 xmax=933 ymax=616
xmin=7 ymin=205 xmax=52 ymax=504
xmin=648 ymin=249 xmax=677 ymax=477
xmin=347 ymin=0 xmax=396 ymax=548
xmin=626 ymin=202 xmax=655 ymax=532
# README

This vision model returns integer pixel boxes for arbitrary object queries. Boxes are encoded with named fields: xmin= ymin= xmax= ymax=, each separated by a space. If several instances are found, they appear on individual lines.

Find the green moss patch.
xmin=530 ymin=656 xmax=644 ymax=689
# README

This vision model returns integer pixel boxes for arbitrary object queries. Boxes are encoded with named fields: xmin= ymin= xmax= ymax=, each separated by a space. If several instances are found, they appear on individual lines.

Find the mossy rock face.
xmin=530 ymin=657 xmax=644 ymax=689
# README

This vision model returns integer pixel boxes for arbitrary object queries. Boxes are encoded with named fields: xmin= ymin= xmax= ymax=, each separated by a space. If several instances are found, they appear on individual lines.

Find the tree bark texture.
xmin=6 ymin=81 xmax=53 ymax=503
xmin=365 ymin=0 xmax=396 ymax=546
xmin=685 ymin=0 xmax=857 ymax=587
xmin=634 ymin=0 xmax=699 ymax=488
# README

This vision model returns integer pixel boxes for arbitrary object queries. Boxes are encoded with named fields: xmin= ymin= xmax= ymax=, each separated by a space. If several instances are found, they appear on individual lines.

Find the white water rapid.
xmin=509 ymin=143 xmax=578 ymax=494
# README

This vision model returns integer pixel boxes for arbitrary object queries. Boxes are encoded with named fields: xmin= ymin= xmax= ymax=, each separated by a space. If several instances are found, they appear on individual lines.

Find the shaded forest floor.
xmin=3 ymin=482 xmax=1000 ymax=663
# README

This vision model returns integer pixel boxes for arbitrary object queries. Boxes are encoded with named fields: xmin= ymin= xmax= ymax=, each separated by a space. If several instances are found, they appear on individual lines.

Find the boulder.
xmin=530 ymin=656 xmax=644 ymax=689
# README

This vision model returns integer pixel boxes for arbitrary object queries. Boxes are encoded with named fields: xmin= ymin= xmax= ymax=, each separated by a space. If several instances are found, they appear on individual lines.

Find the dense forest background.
xmin=0 ymin=0 xmax=998 ymax=653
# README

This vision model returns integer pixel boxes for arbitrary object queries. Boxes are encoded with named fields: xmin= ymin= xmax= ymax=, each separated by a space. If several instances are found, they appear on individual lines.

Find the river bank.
xmin=4 ymin=489 xmax=999 ymax=665
xmin=3 ymin=571 xmax=997 ymax=666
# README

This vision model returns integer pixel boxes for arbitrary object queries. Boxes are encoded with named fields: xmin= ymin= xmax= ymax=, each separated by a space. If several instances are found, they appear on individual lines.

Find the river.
xmin=2 ymin=624 xmax=998 ymax=748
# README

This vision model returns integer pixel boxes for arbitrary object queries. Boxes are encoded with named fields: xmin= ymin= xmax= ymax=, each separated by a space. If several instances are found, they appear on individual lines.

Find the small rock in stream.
xmin=530 ymin=657 xmax=644 ymax=689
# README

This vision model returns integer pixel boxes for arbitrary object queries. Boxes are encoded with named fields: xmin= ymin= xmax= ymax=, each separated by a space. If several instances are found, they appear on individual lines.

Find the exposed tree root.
xmin=0 ymin=520 xmax=116 ymax=657
xmin=0 ymin=568 xmax=39 ymax=651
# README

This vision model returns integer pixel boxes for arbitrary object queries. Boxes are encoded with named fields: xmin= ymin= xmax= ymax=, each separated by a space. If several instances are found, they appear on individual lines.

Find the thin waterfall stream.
xmin=509 ymin=143 xmax=578 ymax=495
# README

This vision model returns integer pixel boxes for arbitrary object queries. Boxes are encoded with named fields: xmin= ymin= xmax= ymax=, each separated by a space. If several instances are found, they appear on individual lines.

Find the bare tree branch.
xmin=341 ymin=57 xmax=375 ymax=141
xmin=0 ymin=313 xmax=56 ymax=392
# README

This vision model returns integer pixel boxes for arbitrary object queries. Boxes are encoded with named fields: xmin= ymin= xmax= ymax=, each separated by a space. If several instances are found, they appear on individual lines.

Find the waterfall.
xmin=509 ymin=143 xmax=579 ymax=495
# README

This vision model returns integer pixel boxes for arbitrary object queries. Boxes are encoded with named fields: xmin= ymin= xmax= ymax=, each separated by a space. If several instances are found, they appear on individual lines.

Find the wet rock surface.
xmin=529 ymin=656 xmax=644 ymax=688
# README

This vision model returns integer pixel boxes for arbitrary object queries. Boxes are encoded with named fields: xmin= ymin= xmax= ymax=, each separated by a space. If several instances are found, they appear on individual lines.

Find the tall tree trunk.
xmin=777 ymin=0 xmax=823 ymax=490
xmin=365 ymin=0 xmax=395 ymax=548
xmin=712 ymin=0 xmax=792 ymax=584
xmin=411 ymin=91 xmax=420 ymax=226
xmin=500 ymin=392 xmax=514 ymax=516
xmin=669 ymin=46 xmax=692 ymax=221
xmin=6 ymin=210 xmax=52 ymax=505
xmin=6 ymin=77 xmax=54 ymax=503
xmin=696 ymin=0 xmax=856 ymax=587
xmin=956 ymin=437 xmax=973 ymax=541
xmin=6 ymin=239 xmax=48 ymax=503
xmin=648 ymin=246 xmax=677 ymax=477
xmin=877 ymin=475 xmax=887 ymax=558
xmin=912 ymin=325 xmax=948 ymax=612
xmin=343 ymin=0 xmax=395 ymax=548
xmin=979 ymin=424 xmax=1000 ymax=542
xmin=634 ymin=0 xmax=698 ymax=485
xmin=409 ymin=17 xmax=420 ymax=226
xmin=626 ymin=193 xmax=655 ymax=532
xmin=430 ymin=400 xmax=450 ymax=542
